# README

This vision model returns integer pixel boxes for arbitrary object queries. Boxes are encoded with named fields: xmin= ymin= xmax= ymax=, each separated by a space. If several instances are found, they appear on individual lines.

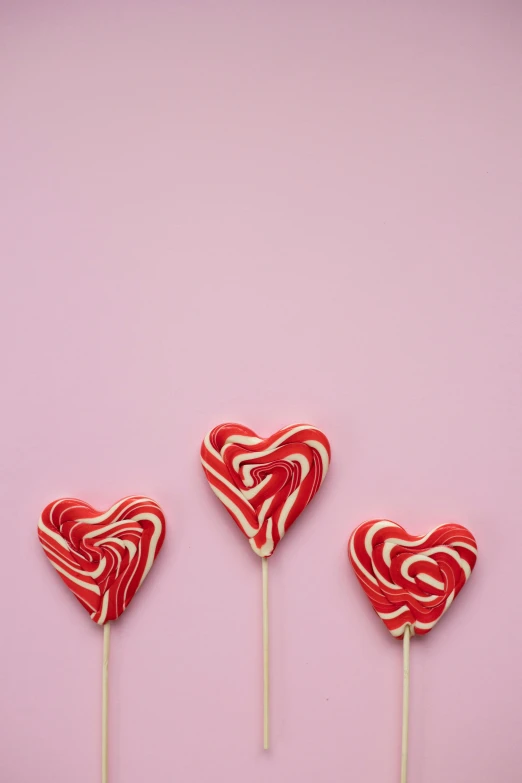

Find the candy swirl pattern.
xmin=349 ymin=520 xmax=477 ymax=638
xmin=38 ymin=496 xmax=166 ymax=624
xmin=201 ymin=423 xmax=331 ymax=557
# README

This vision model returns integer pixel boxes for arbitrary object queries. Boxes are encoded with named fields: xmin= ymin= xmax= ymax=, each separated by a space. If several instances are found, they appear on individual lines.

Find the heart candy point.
xmin=348 ymin=520 xmax=477 ymax=638
xmin=201 ymin=423 xmax=331 ymax=556
xmin=38 ymin=496 xmax=166 ymax=624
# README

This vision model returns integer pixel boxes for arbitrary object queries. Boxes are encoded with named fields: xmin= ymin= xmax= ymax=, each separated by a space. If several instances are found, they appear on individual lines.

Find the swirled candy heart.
xmin=201 ymin=423 xmax=331 ymax=556
xmin=348 ymin=520 xmax=477 ymax=638
xmin=38 ymin=496 xmax=166 ymax=624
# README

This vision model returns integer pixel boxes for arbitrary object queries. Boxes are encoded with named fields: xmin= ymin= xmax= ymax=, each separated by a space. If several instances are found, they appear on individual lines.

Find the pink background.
xmin=2 ymin=2 xmax=522 ymax=782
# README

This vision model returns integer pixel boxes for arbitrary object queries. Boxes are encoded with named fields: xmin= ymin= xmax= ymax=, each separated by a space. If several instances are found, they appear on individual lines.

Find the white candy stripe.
xmin=96 ymin=537 xmax=137 ymax=560
xmin=57 ymin=501 xmax=92 ymax=524
xmin=399 ymin=557 xmax=418 ymax=584
xmin=133 ymin=513 xmax=164 ymax=588
xmin=38 ymin=516 xmax=70 ymax=551
xmin=250 ymin=518 xmax=274 ymax=557
xmin=97 ymin=591 xmax=110 ymax=625
xmin=453 ymin=541 xmax=478 ymax=555
xmin=230 ymin=424 xmax=315 ymax=453
xmin=420 ymin=546 xmax=472 ymax=579
xmin=367 ymin=523 xmax=470 ymax=558
xmin=40 ymin=541 xmax=105 ymax=579
xmin=232 ymin=445 xmax=316 ymax=480
xmin=201 ymin=457 xmax=254 ymax=506
xmin=89 ymin=557 xmax=108 ymax=580
xmin=245 ymin=452 xmax=311 ymax=484
xmin=49 ymin=560 xmax=101 ymax=594
xmin=228 ymin=426 xmax=320 ymax=471
xmin=415 ymin=591 xmax=455 ymax=629
xmin=209 ymin=486 xmax=257 ymax=538
xmin=378 ymin=605 xmax=410 ymax=620
xmin=289 ymin=453 xmax=311 ymax=481
xmin=399 ymin=553 xmax=441 ymax=584
xmin=75 ymin=497 xmax=145 ymax=526
xmin=390 ymin=622 xmax=415 ymax=638
xmin=122 ymin=540 xmax=142 ymax=612
xmin=415 ymin=573 xmax=445 ymax=591
xmin=303 ymin=439 xmax=330 ymax=482
xmin=364 ymin=520 xmax=401 ymax=557
xmin=231 ymin=446 xmax=280 ymax=472
xmin=224 ymin=434 xmax=263 ymax=446
xmin=242 ymin=473 xmax=272 ymax=497
xmin=350 ymin=532 xmax=379 ymax=587
xmin=269 ymin=424 xmax=319 ymax=448
xmin=277 ymin=484 xmax=305 ymax=538
xmin=258 ymin=498 xmax=271 ymax=524
xmin=83 ymin=521 xmax=139 ymax=541
xmin=382 ymin=541 xmax=394 ymax=567
xmin=203 ymin=433 xmax=225 ymax=463
xmin=103 ymin=544 xmax=122 ymax=577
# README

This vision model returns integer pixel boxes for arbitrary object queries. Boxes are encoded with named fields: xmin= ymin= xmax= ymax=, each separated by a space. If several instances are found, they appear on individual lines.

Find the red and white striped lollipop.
xmin=38 ymin=495 xmax=166 ymax=783
xmin=348 ymin=519 xmax=477 ymax=782
xmin=201 ymin=422 xmax=331 ymax=750
xmin=348 ymin=519 xmax=477 ymax=638
xmin=201 ymin=422 xmax=330 ymax=557
xmin=38 ymin=496 xmax=166 ymax=623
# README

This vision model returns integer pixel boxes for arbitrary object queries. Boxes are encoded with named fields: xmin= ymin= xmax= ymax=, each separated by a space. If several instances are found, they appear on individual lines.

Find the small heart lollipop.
xmin=38 ymin=496 xmax=166 ymax=783
xmin=348 ymin=519 xmax=477 ymax=782
xmin=201 ymin=422 xmax=331 ymax=748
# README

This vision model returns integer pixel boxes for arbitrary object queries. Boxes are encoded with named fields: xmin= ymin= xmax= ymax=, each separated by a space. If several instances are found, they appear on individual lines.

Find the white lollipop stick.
xmin=102 ymin=622 xmax=111 ymax=783
xmin=262 ymin=557 xmax=269 ymax=750
xmin=401 ymin=624 xmax=411 ymax=783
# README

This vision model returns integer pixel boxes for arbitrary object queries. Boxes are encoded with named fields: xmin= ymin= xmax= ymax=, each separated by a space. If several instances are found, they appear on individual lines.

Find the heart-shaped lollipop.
xmin=38 ymin=496 xmax=166 ymax=624
xmin=348 ymin=519 xmax=477 ymax=638
xmin=201 ymin=422 xmax=331 ymax=557
xmin=201 ymin=421 xmax=331 ymax=749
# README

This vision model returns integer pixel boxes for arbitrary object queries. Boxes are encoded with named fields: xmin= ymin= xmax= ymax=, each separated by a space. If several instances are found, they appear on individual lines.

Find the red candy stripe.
xmin=201 ymin=423 xmax=331 ymax=556
xmin=38 ymin=496 xmax=166 ymax=624
xmin=348 ymin=520 xmax=477 ymax=638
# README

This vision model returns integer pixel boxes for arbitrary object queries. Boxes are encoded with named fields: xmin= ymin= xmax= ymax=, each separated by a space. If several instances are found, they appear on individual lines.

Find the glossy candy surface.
xmin=349 ymin=520 xmax=477 ymax=638
xmin=201 ymin=423 xmax=331 ymax=557
xmin=38 ymin=496 xmax=166 ymax=624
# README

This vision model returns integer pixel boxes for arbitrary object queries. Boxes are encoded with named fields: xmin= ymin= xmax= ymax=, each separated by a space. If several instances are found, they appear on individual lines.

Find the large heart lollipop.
xmin=38 ymin=496 xmax=166 ymax=783
xmin=201 ymin=422 xmax=330 ymax=556
xmin=348 ymin=519 xmax=477 ymax=782
xmin=201 ymin=422 xmax=331 ymax=749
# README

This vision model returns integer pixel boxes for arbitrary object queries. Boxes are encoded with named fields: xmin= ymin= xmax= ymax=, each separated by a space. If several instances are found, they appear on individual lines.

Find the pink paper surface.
xmin=2 ymin=3 xmax=522 ymax=782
